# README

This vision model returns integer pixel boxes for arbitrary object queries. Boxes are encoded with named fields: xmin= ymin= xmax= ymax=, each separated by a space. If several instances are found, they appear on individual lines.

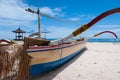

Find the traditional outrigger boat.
xmin=24 ymin=8 xmax=120 ymax=76
xmin=27 ymin=37 xmax=86 ymax=76
xmin=26 ymin=30 xmax=118 ymax=76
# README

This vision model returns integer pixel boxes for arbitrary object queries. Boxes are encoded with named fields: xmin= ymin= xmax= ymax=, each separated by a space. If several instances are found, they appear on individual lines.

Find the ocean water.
xmin=47 ymin=38 xmax=120 ymax=43
xmin=87 ymin=38 xmax=120 ymax=43
xmin=6 ymin=38 xmax=119 ymax=43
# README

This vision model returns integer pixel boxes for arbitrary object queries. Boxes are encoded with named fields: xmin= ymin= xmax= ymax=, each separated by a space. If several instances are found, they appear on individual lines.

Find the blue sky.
xmin=0 ymin=0 xmax=120 ymax=39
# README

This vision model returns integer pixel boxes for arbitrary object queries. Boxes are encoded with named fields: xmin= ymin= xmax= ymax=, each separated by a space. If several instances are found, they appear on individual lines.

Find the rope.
xmin=58 ymin=39 xmax=63 ymax=59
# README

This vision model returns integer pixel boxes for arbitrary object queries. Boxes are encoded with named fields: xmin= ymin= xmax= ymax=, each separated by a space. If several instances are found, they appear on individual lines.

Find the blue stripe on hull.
xmin=29 ymin=47 xmax=85 ymax=76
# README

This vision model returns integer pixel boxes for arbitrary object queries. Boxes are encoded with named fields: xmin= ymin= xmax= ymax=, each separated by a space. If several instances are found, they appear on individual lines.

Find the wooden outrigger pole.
xmin=93 ymin=31 xmax=118 ymax=39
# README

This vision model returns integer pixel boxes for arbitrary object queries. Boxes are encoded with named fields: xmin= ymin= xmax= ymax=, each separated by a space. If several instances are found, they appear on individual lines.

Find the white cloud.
xmin=0 ymin=0 xmax=64 ymax=28
xmin=0 ymin=0 xmax=36 ymax=20
xmin=0 ymin=0 xmax=65 ymax=39
xmin=96 ymin=24 xmax=120 ymax=28
xmin=68 ymin=17 xmax=80 ymax=21
xmin=54 ymin=8 xmax=62 ymax=12
xmin=40 ymin=7 xmax=55 ymax=16
xmin=40 ymin=7 xmax=63 ymax=17
xmin=67 ymin=14 xmax=95 ymax=24
xmin=42 ymin=26 xmax=74 ymax=38
xmin=78 ymin=14 xmax=95 ymax=21
xmin=0 ymin=0 xmax=64 ymax=20
xmin=0 ymin=0 xmax=38 ymax=29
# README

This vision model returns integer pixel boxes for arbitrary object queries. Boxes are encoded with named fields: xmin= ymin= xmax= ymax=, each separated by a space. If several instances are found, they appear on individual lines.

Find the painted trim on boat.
xmin=27 ymin=41 xmax=85 ymax=52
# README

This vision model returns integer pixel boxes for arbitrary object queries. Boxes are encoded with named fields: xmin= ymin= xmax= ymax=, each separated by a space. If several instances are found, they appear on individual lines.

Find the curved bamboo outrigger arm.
xmin=50 ymin=8 xmax=120 ymax=45
xmin=29 ymin=32 xmax=38 ymax=37
xmin=92 ymin=31 xmax=118 ymax=39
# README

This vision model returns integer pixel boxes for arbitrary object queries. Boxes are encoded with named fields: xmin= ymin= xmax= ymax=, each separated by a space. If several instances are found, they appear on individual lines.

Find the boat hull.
xmin=29 ymin=47 xmax=85 ymax=76
xmin=27 ymin=41 xmax=86 ymax=76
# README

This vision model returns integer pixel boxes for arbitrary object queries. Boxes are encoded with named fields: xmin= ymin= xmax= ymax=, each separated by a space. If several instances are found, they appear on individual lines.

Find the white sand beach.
xmin=32 ymin=42 xmax=120 ymax=80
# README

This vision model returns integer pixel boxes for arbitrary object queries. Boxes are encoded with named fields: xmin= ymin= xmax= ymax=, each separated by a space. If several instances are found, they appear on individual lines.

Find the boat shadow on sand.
xmin=32 ymin=47 xmax=87 ymax=80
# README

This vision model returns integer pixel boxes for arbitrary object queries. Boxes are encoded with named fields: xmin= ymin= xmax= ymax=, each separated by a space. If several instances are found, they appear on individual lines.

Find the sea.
xmin=47 ymin=38 xmax=120 ymax=43
xmin=6 ymin=38 xmax=120 ymax=43
xmin=87 ymin=38 xmax=120 ymax=43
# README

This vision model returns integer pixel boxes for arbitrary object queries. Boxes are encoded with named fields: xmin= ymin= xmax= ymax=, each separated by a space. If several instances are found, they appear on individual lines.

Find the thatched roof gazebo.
xmin=12 ymin=27 xmax=26 ymax=41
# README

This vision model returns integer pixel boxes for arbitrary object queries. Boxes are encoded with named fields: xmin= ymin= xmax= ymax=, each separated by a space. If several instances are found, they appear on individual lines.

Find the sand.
xmin=32 ymin=42 xmax=120 ymax=80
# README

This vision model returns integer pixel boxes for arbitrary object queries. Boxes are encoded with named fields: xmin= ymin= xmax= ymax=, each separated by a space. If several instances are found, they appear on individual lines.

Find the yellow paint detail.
xmin=73 ymin=24 xmax=88 ymax=36
xmin=94 ymin=34 xmax=100 ymax=37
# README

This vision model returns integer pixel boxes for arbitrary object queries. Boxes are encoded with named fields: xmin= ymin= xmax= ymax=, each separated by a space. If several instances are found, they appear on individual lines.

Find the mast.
xmin=37 ymin=8 xmax=41 ymax=38
xmin=25 ymin=8 xmax=41 ymax=39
